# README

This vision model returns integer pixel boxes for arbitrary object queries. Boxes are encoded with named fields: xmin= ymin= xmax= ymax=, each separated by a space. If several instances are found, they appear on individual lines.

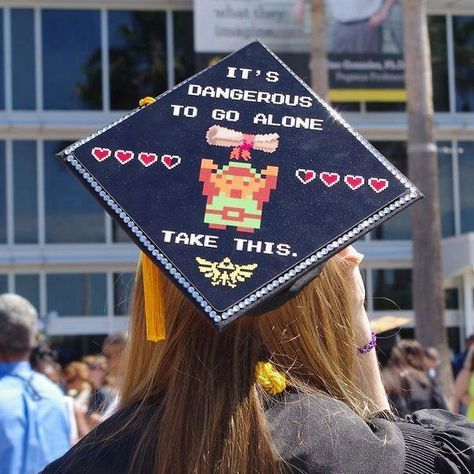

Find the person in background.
xmin=102 ymin=332 xmax=128 ymax=381
xmin=31 ymin=340 xmax=65 ymax=390
xmin=82 ymin=354 xmax=115 ymax=430
xmin=383 ymin=339 xmax=447 ymax=416
xmin=0 ymin=293 xmax=71 ymax=474
xmin=64 ymin=361 xmax=92 ymax=407
xmin=425 ymin=347 xmax=441 ymax=382
xmin=453 ymin=346 xmax=474 ymax=420
xmin=423 ymin=346 xmax=448 ymax=410
xmin=327 ymin=0 xmax=397 ymax=54
xmin=452 ymin=334 xmax=474 ymax=378
xmin=102 ymin=331 xmax=128 ymax=414
xmin=382 ymin=343 xmax=411 ymax=416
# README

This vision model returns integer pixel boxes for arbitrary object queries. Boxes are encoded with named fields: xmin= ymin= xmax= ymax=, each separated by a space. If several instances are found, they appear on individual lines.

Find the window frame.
xmin=0 ymin=6 xmax=473 ymax=114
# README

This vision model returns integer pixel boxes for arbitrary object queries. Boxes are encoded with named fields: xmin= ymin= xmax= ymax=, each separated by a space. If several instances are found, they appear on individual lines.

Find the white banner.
xmin=193 ymin=0 xmax=311 ymax=53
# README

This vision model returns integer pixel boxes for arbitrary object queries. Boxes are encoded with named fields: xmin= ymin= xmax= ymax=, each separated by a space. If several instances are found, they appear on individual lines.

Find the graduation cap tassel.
xmin=140 ymin=252 xmax=166 ymax=342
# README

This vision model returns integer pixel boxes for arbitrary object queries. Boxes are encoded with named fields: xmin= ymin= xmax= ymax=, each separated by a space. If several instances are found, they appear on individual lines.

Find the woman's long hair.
xmin=383 ymin=339 xmax=431 ymax=401
xmin=119 ymin=256 xmax=378 ymax=473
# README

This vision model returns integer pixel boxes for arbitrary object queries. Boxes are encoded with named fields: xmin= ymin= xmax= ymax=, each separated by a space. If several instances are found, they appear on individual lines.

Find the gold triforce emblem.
xmin=196 ymin=257 xmax=258 ymax=288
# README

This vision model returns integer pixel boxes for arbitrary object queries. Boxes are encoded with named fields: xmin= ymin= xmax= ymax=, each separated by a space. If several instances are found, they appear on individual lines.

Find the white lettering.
xmin=204 ymin=235 xmax=219 ymax=248
xmin=276 ymin=244 xmax=291 ymax=256
xmin=162 ymin=231 xmax=220 ymax=248
xmin=234 ymin=238 xmax=247 ymax=251
xmin=265 ymin=71 xmax=279 ymax=82
xmin=246 ymin=240 xmax=263 ymax=253
xmin=211 ymin=108 xmax=240 ymax=122
xmin=162 ymin=230 xmax=175 ymax=242
xmin=175 ymin=232 xmax=189 ymax=245
xmin=252 ymin=113 xmax=323 ymax=131
xmin=187 ymin=84 xmax=201 ymax=95
xmin=226 ymin=66 xmax=237 ymax=78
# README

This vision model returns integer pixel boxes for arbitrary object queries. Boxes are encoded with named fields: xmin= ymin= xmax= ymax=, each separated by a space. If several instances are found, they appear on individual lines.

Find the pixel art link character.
xmin=199 ymin=159 xmax=279 ymax=233
xmin=199 ymin=125 xmax=280 ymax=233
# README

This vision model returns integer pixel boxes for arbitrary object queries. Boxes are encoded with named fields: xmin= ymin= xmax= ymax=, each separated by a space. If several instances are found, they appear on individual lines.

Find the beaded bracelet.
xmin=358 ymin=330 xmax=377 ymax=354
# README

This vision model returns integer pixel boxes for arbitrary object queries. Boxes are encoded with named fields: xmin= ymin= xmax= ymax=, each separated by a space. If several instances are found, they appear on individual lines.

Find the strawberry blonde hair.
xmin=119 ymin=255 xmax=378 ymax=473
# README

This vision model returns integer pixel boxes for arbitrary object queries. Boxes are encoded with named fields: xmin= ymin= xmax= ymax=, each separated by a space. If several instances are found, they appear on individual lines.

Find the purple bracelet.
xmin=358 ymin=331 xmax=377 ymax=354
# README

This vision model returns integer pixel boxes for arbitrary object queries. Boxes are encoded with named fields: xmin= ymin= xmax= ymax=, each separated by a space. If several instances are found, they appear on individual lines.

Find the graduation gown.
xmin=41 ymin=391 xmax=474 ymax=474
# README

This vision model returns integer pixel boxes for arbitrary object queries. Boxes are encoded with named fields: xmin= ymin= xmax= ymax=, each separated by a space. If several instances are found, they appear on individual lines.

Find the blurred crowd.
xmin=380 ymin=332 xmax=474 ymax=418
xmin=30 ymin=332 xmax=128 ymax=440
xmin=382 ymin=339 xmax=448 ymax=415
xmin=0 ymin=293 xmax=129 ymax=474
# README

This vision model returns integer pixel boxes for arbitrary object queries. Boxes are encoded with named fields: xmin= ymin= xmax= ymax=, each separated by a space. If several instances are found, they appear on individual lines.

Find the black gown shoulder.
xmin=40 ymin=404 xmax=156 ymax=474
xmin=42 ymin=392 xmax=474 ymax=474
xmin=267 ymin=391 xmax=474 ymax=474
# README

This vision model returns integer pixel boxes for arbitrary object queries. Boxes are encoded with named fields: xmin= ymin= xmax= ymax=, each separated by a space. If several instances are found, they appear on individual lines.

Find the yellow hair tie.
xmin=138 ymin=96 xmax=156 ymax=107
xmin=255 ymin=361 xmax=287 ymax=396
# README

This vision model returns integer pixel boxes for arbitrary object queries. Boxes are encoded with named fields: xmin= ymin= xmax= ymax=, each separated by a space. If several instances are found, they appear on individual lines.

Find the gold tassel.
xmin=138 ymin=96 xmax=156 ymax=107
xmin=140 ymin=251 xmax=166 ymax=341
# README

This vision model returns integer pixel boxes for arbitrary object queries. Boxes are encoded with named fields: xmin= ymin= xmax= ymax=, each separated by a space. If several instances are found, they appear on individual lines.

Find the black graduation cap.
xmin=59 ymin=41 xmax=421 ymax=332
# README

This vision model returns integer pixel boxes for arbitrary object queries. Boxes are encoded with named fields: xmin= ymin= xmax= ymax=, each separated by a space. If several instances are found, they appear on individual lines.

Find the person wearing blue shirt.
xmin=0 ymin=293 xmax=71 ymax=474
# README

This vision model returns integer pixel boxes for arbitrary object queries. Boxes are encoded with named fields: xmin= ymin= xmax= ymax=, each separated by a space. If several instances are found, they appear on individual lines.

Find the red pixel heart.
xmin=114 ymin=150 xmax=134 ymax=164
xmin=344 ymin=175 xmax=365 ymax=190
xmin=369 ymin=177 xmax=389 ymax=193
xmin=138 ymin=152 xmax=158 ymax=167
xmin=320 ymin=172 xmax=340 ymax=187
xmin=161 ymin=154 xmax=181 ymax=170
xmin=91 ymin=147 xmax=111 ymax=162
xmin=296 ymin=169 xmax=316 ymax=184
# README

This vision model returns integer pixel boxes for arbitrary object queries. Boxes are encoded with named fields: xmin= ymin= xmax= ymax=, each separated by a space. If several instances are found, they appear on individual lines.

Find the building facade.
xmin=0 ymin=0 xmax=473 ymax=354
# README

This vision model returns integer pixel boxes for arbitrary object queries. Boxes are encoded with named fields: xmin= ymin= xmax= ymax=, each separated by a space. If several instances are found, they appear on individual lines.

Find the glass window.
xmin=13 ymin=141 xmax=38 ymax=243
xmin=459 ymin=141 xmax=474 ymax=233
xmin=0 ymin=141 xmax=6 ymax=243
xmin=0 ymin=9 xmax=4 ymax=109
xmin=429 ymin=16 xmax=449 ymax=112
xmin=108 ymin=10 xmax=167 ymax=110
xmin=0 ymin=274 xmax=7 ymax=293
xmin=113 ymin=272 xmax=135 ymax=315
xmin=113 ymin=221 xmax=132 ymax=243
xmin=12 ymin=9 xmax=35 ymax=110
xmin=47 ymin=273 xmax=107 ymax=316
xmin=366 ymin=102 xmax=405 ymax=112
xmin=15 ymin=274 xmax=40 ymax=312
xmin=173 ymin=11 xmax=196 ymax=85
xmin=445 ymin=288 xmax=459 ymax=310
xmin=454 ymin=16 xmax=474 ymax=112
xmin=373 ymin=269 xmax=412 ymax=310
xmin=331 ymin=102 xmax=361 ymax=112
xmin=44 ymin=141 xmax=105 ymax=243
xmin=42 ymin=9 xmax=102 ymax=110
xmin=437 ymin=142 xmax=455 ymax=237
xmin=372 ymin=142 xmax=411 ymax=240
